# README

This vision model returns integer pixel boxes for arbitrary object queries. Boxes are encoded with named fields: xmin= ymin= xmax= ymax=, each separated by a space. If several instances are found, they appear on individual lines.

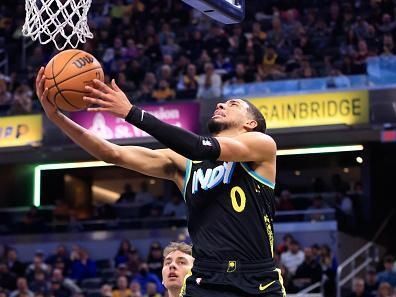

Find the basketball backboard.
xmin=181 ymin=0 xmax=245 ymax=24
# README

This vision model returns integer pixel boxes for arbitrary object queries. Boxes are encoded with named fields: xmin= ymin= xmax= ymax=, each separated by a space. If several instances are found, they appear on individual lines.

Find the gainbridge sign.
xmin=0 ymin=115 xmax=42 ymax=148
xmin=250 ymin=91 xmax=369 ymax=129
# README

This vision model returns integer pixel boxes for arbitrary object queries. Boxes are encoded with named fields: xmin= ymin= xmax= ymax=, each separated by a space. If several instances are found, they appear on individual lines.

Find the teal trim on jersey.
xmin=240 ymin=162 xmax=275 ymax=189
xmin=182 ymin=159 xmax=192 ymax=200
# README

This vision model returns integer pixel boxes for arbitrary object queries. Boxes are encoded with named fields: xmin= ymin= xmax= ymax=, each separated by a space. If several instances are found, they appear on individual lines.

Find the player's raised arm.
xmin=35 ymin=68 xmax=186 ymax=185
xmin=84 ymin=80 xmax=275 ymax=163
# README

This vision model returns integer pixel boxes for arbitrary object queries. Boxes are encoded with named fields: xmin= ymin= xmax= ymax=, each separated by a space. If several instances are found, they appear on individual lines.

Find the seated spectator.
xmin=377 ymin=255 xmax=396 ymax=287
xmin=143 ymin=282 xmax=160 ymax=297
xmin=21 ymin=207 xmax=44 ymax=230
xmin=152 ymin=80 xmax=175 ymax=102
xmin=276 ymin=233 xmax=294 ymax=254
xmin=117 ymin=184 xmax=136 ymax=204
xmin=126 ymin=249 xmax=142 ymax=277
xmin=280 ymin=239 xmax=304 ymax=275
xmin=116 ymin=73 xmax=135 ymax=94
xmin=0 ymin=79 xmax=12 ymax=108
xmin=29 ymin=270 xmax=49 ymax=295
xmin=0 ymin=261 xmax=16 ymax=291
xmin=162 ymin=194 xmax=186 ymax=217
xmin=115 ymin=263 xmax=132 ymax=283
xmin=129 ymin=281 xmax=141 ymax=297
xmin=10 ymin=277 xmax=34 ymax=297
xmin=292 ymin=247 xmax=322 ymax=292
xmin=132 ymin=263 xmax=163 ymax=295
xmin=364 ymin=267 xmax=378 ymax=296
xmin=196 ymin=63 xmax=222 ymax=100
xmin=6 ymin=249 xmax=25 ymax=277
xmin=277 ymin=190 xmax=294 ymax=211
xmin=8 ymin=85 xmax=33 ymax=115
xmin=51 ymin=268 xmax=81 ymax=295
xmin=112 ymin=276 xmax=132 ymax=297
xmin=70 ymin=249 xmax=96 ymax=282
xmin=320 ymin=245 xmax=337 ymax=297
xmin=100 ymin=283 xmax=113 ymax=297
xmin=376 ymin=282 xmax=393 ymax=297
xmin=135 ymin=182 xmax=154 ymax=205
xmin=258 ymin=45 xmax=286 ymax=80
xmin=226 ymin=63 xmax=254 ymax=85
xmin=347 ymin=277 xmax=371 ymax=297
xmin=53 ymin=200 xmax=71 ymax=222
xmin=305 ymin=195 xmax=331 ymax=221
xmin=176 ymin=64 xmax=198 ymax=99
xmin=46 ymin=245 xmax=71 ymax=276
xmin=26 ymin=251 xmax=50 ymax=281
xmin=146 ymin=243 xmax=163 ymax=279
xmin=115 ymin=240 xmax=133 ymax=268
xmin=49 ymin=280 xmax=70 ymax=297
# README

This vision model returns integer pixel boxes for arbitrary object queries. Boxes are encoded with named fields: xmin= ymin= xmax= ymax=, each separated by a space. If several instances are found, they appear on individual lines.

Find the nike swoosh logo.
xmin=259 ymin=280 xmax=275 ymax=291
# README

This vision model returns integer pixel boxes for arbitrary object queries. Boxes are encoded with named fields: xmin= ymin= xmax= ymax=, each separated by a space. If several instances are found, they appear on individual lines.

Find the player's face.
xmin=208 ymin=99 xmax=252 ymax=134
xmin=162 ymin=251 xmax=194 ymax=291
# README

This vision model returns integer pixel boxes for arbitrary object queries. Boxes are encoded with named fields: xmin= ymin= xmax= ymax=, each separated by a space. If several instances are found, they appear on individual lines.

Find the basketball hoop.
xmin=22 ymin=0 xmax=93 ymax=51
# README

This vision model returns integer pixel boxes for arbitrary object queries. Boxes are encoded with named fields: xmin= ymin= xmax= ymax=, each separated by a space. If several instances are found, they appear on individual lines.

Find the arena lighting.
xmin=33 ymin=144 xmax=363 ymax=206
xmin=34 ymin=161 xmax=113 ymax=207
xmin=276 ymin=145 xmax=364 ymax=156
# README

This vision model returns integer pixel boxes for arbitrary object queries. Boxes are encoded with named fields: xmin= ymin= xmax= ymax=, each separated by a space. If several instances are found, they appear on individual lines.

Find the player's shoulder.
xmin=244 ymin=132 xmax=277 ymax=149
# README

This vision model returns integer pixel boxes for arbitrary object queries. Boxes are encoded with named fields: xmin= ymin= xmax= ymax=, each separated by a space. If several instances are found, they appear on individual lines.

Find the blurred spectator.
xmin=117 ymin=185 xmax=135 ymax=204
xmin=162 ymin=194 xmax=186 ymax=217
xmin=0 ymin=261 xmax=16 ymax=291
xmin=364 ymin=267 xmax=379 ymax=296
xmin=46 ymin=245 xmax=71 ymax=276
xmin=305 ymin=195 xmax=331 ymax=221
xmin=377 ymin=255 xmax=396 ymax=287
xmin=6 ymin=249 xmax=25 ymax=277
xmin=348 ymin=277 xmax=371 ymax=297
xmin=8 ymin=85 xmax=33 ymax=115
xmin=53 ymin=200 xmax=70 ymax=222
xmin=29 ymin=270 xmax=49 ymax=295
xmin=143 ymin=282 xmax=160 ymax=297
xmin=292 ymin=247 xmax=322 ymax=292
xmin=146 ymin=243 xmax=163 ymax=280
xmin=51 ymin=268 xmax=81 ymax=295
xmin=70 ymin=249 xmax=97 ymax=282
xmin=320 ymin=244 xmax=337 ymax=297
xmin=258 ymin=44 xmax=286 ymax=80
xmin=115 ymin=240 xmax=133 ymax=268
xmin=100 ymin=283 xmax=113 ymax=297
xmin=26 ymin=251 xmax=50 ymax=280
xmin=135 ymin=182 xmax=154 ymax=205
xmin=196 ymin=62 xmax=222 ymax=100
xmin=376 ymin=282 xmax=393 ymax=297
xmin=129 ymin=281 xmax=141 ymax=297
xmin=280 ymin=239 xmax=304 ymax=275
xmin=276 ymin=233 xmax=294 ymax=254
xmin=115 ymin=263 xmax=132 ymax=283
xmin=335 ymin=191 xmax=355 ymax=231
xmin=49 ymin=280 xmax=70 ymax=297
xmin=10 ymin=277 xmax=34 ymax=297
xmin=226 ymin=63 xmax=254 ymax=85
xmin=112 ymin=276 xmax=132 ymax=297
xmin=126 ymin=248 xmax=142 ymax=277
xmin=152 ymin=80 xmax=175 ymax=102
xmin=176 ymin=64 xmax=198 ymax=99
xmin=0 ymin=79 xmax=12 ymax=108
xmin=277 ymin=190 xmax=294 ymax=211
xmin=132 ymin=263 xmax=163 ymax=295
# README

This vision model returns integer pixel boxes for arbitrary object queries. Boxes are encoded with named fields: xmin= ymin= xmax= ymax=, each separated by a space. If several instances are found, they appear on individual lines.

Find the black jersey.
xmin=183 ymin=159 xmax=276 ymax=262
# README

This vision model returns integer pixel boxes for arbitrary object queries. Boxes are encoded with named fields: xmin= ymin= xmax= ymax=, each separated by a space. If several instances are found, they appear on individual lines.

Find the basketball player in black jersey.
xmin=36 ymin=68 xmax=285 ymax=297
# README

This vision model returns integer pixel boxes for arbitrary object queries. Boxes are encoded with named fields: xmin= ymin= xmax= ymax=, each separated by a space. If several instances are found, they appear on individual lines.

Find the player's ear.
xmin=244 ymin=119 xmax=258 ymax=131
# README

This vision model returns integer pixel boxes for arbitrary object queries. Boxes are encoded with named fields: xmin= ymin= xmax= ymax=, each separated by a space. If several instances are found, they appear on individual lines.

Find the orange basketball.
xmin=44 ymin=49 xmax=104 ymax=112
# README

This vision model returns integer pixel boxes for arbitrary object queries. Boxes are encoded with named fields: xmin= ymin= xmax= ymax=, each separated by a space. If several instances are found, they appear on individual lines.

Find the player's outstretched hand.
xmin=84 ymin=79 xmax=132 ymax=118
xmin=35 ymin=66 xmax=59 ymax=120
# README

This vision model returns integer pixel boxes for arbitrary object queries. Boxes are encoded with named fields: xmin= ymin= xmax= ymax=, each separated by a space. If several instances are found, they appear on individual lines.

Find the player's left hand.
xmin=84 ymin=79 xmax=133 ymax=118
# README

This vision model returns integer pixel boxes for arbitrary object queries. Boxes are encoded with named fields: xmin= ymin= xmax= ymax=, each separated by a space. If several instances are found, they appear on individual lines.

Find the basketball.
xmin=44 ymin=49 xmax=104 ymax=112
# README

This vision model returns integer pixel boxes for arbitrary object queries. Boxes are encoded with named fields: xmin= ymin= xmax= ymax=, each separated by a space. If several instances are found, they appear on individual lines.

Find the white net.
xmin=22 ymin=0 xmax=93 ymax=50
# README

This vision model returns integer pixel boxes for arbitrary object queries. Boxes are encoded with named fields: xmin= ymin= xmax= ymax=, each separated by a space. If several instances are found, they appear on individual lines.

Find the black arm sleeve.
xmin=125 ymin=106 xmax=221 ymax=161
